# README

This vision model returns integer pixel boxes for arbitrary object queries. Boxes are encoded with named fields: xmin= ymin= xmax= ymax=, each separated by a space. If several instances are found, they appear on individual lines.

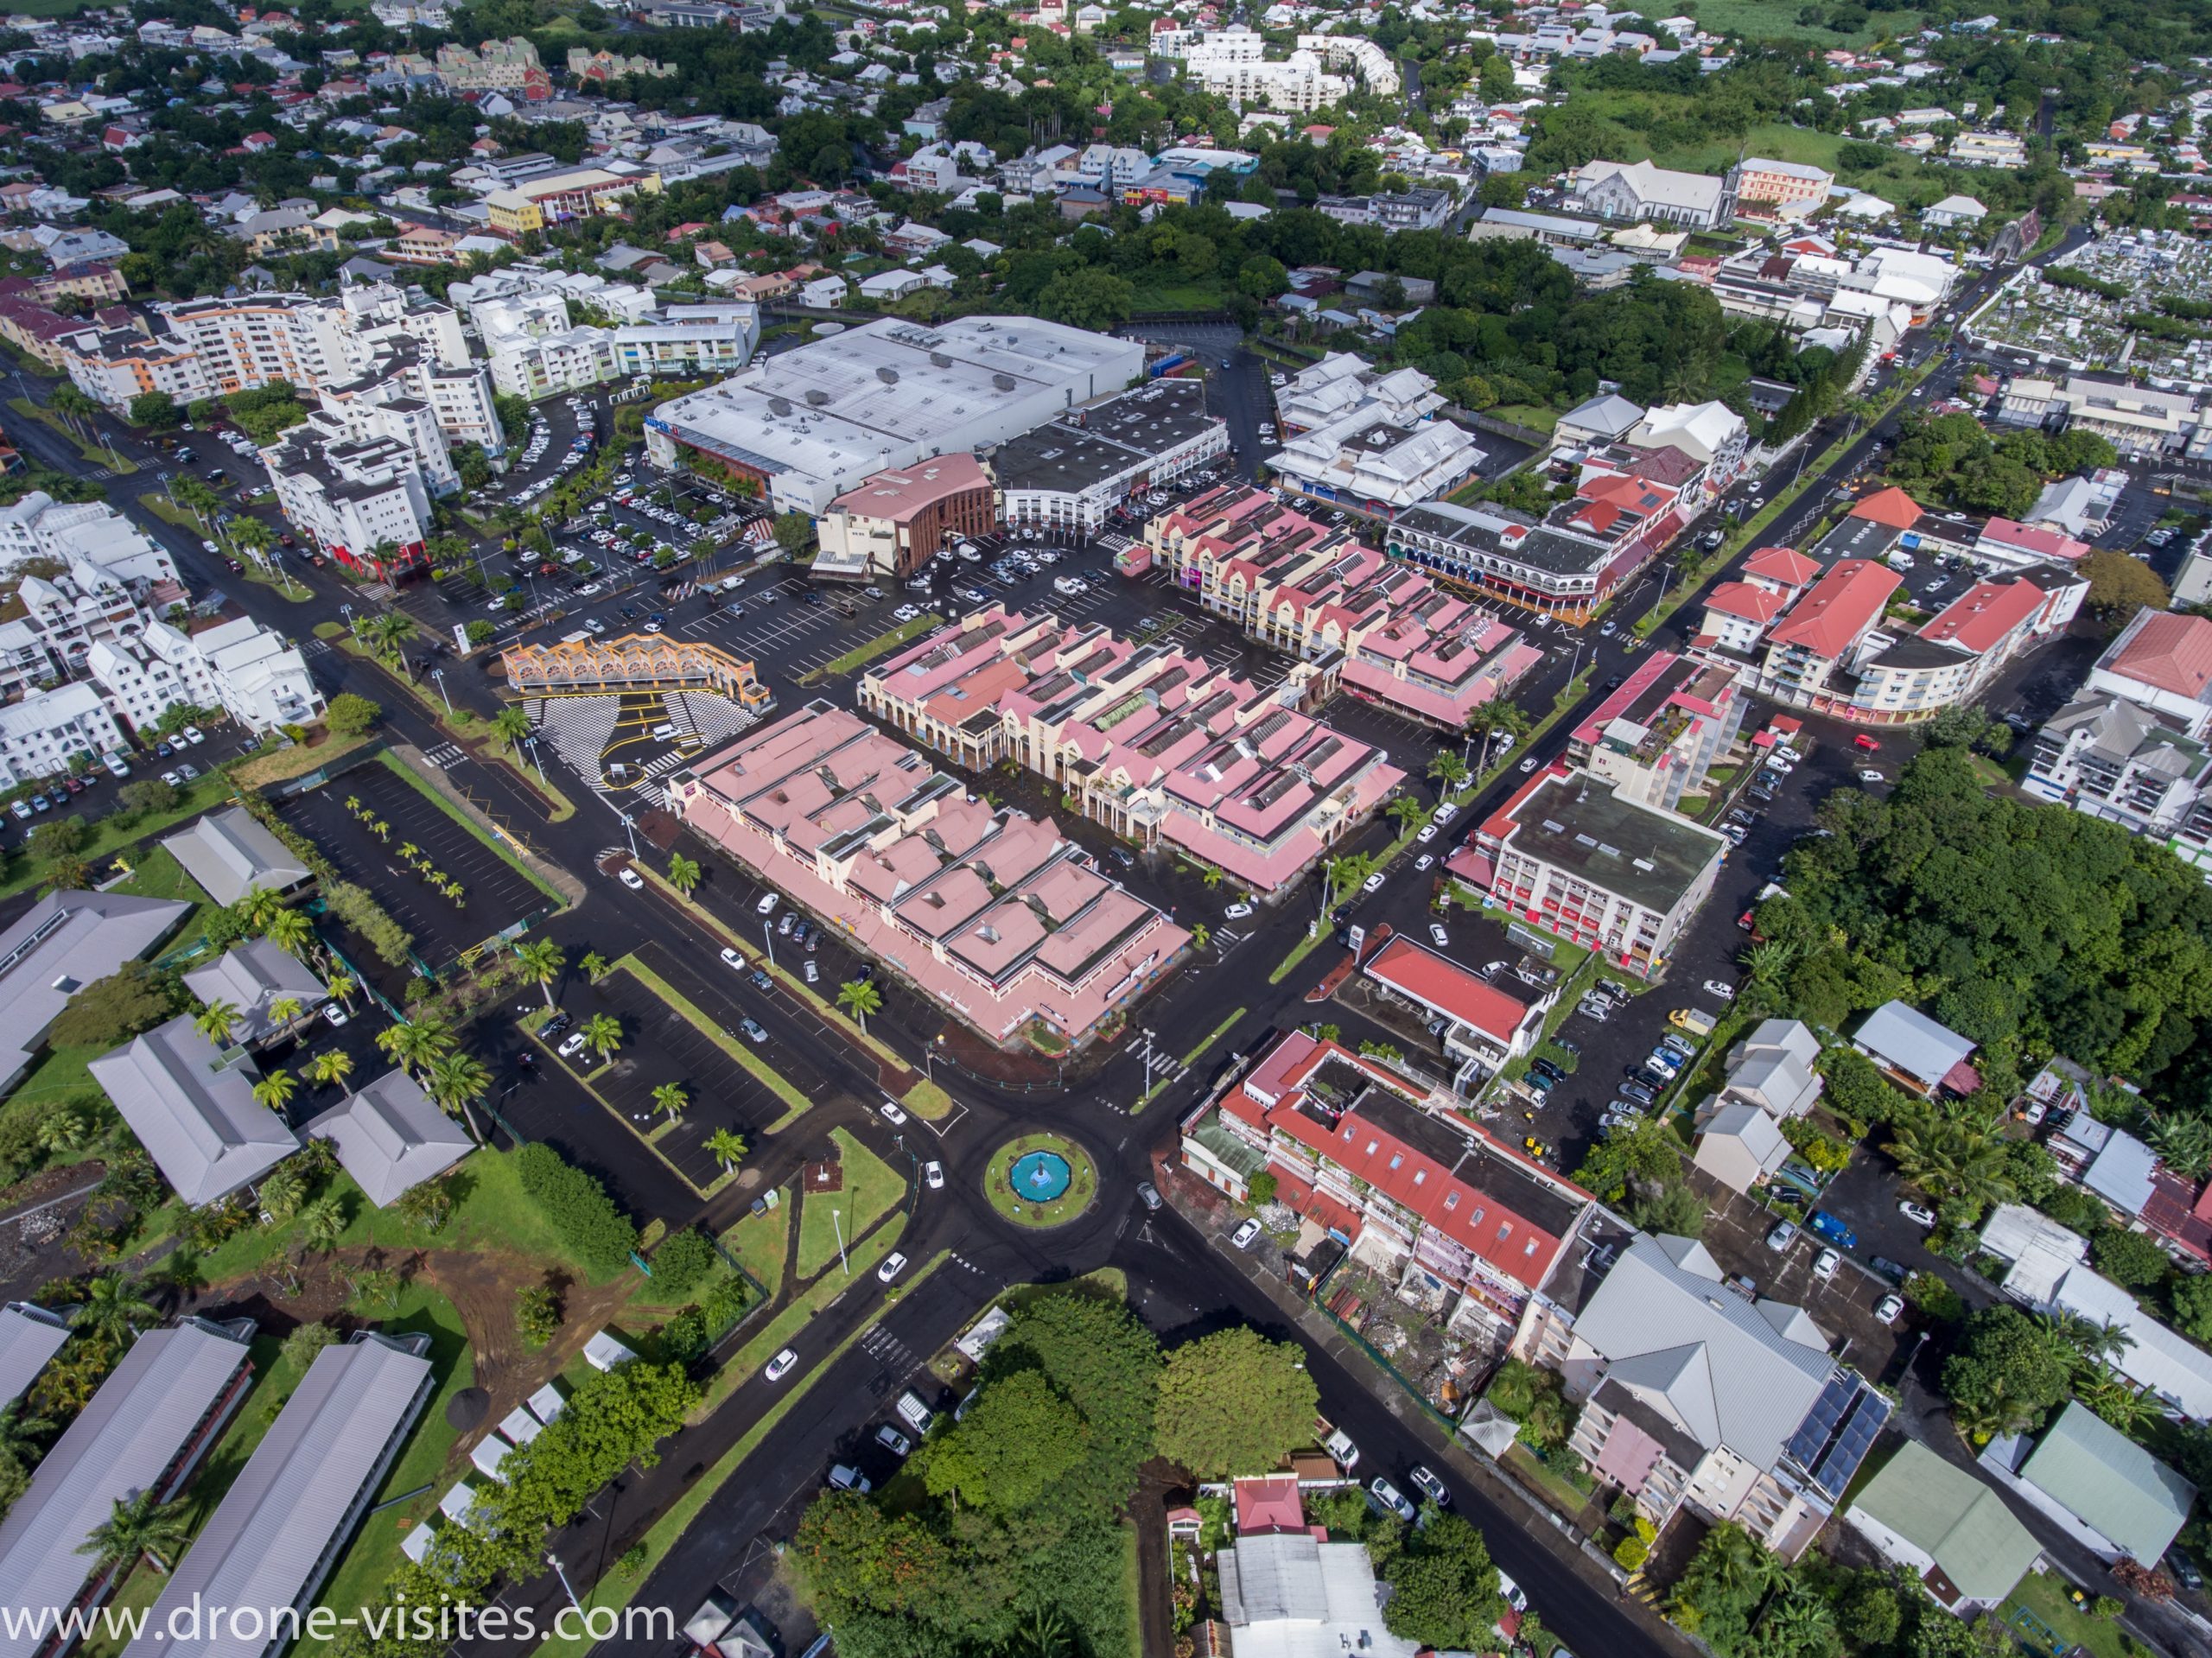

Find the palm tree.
xmin=424 ymin=1051 xmax=491 ymax=1124
xmin=0 ymin=1402 xmax=52 ymax=1469
xmin=2077 ymin=1363 xmax=2156 ymax=1432
xmin=378 ymin=1017 xmax=455 ymax=1080
xmin=513 ymin=938 xmax=564 ymax=1009
xmin=69 ymin=1275 xmax=158 ymax=1349
xmin=1191 ymin=923 xmax=1211 ymax=950
xmin=251 ymin=1069 xmax=297 ymax=1115
xmin=1463 ymin=699 xmax=1531 ymax=759
xmin=242 ymin=889 xmax=285 ymax=934
xmin=326 ymin=973 xmax=357 ymax=1010
xmin=194 ymin=1001 xmax=240 ymax=1045
xmin=706 ymin=1128 xmax=747 ymax=1173
xmin=79 ymin=1490 xmax=195 ymax=1576
xmin=259 ymin=1163 xmax=306 ymax=1221
xmin=652 ymin=1082 xmax=688 ymax=1125
xmin=582 ymin=951 xmax=611 ymax=983
xmin=36 ymin=1109 xmax=90 ymax=1155
xmin=836 ymin=978 xmax=883 ymax=1035
xmin=668 ymin=853 xmax=702 ymax=899
xmin=1884 ymin=1114 xmax=2014 ymax=1214
xmin=309 ymin=1050 xmax=354 ymax=1096
xmin=1385 ymin=796 xmax=1425 ymax=835
xmin=1321 ymin=852 xmax=1372 ymax=915
xmin=2151 ymin=1111 xmax=2212 ymax=1181
xmin=492 ymin=707 xmax=531 ymax=751
xmin=1427 ymin=750 xmax=1469 ymax=791
xmin=580 ymin=1013 xmax=623 ymax=1065
xmin=298 ymin=1194 xmax=347 ymax=1252
xmin=264 ymin=907 xmax=312 ymax=958
xmin=267 ymin=996 xmax=303 ymax=1033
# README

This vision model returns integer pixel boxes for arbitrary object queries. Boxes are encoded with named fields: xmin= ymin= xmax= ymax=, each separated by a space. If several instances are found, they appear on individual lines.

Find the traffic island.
xmin=983 ymin=1132 xmax=1097 ymax=1228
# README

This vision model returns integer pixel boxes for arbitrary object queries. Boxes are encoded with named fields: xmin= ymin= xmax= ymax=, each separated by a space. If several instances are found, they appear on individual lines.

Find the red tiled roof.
xmin=1743 ymin=545 xmax=1819 ymax=588
xmin=1768 ymin=559 xmax=1900 ymax=659
xmin=1980 ymin=517 xmax=2088 ymax=562
xmin=1704 ymin=581 xmax=1791 ymax=625
xmin=1851 ymin=486 xmax=1923 ymax=530
xmin=1233 ymin=1476 xmax=1305 ymax=1536
xmin=2108 ymin=610 xmax=2212 ymax=700
xmin=1364 ymin=935 xmax=1532 ymax=1045
xmin=1918 ymin=576 xmax=2045 ymax=655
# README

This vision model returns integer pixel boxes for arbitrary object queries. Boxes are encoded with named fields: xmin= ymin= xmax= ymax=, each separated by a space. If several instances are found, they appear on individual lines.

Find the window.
xmin=1387 ymin=1153 xmax=1402 ymax=1171
xmin=1365 ymin=1139 xmax=1378 ymax=1156
xmin=1497 ymin=1222 xmax=1512 ymax=1241
xmin=1412 ymin=1170 xmax=1425 ymax=1185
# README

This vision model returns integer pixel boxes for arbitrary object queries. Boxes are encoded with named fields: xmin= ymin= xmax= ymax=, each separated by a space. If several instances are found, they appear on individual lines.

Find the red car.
xmin=1853 ymin=734 xmax=1880 ymax=751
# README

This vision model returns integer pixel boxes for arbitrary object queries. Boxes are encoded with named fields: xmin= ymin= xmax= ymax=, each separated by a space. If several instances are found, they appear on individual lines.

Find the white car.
xmin=1702 ymin=979 xmax=1735 ymax=1001
xmin=1875 ymin=1293 xmax=1904 ymax=1324
xmin=756 ymin=893 xmax=779 ymax=916
xmin=557 ymin=1031 xmax=588 ymax=1059
xmin=1859 ymin=768 xmax=1885 ymax=784
xmin=1897 ymin=1200 xmax=1937 ymax=1228
xmin=877 ymin=1251 xmax=908 ymax=1283
xmin=1517 ymin=756 xmax=1540 ymax=773
xmin=1362 ymin=872 xmax=1385 ymax=894
xmin=1224 ymin=903 xmax=1253 ymax=919
xmin=1414 ymin=854 xmax=1433 ymax=871
xmin=764 ymin=1347 xmax=798 ymax=1382
xmin=1230 ymin=1217 xmax=1262 ymax=1249
xmin=1416 ymin=825 xmax=1438 ymax=842
xmin=1813 ymin=1248 xmax=1840 ymax=1281
xmin=880 ymin=1101 xmax=909 ymax=1126
xmin=925 ymin=1160 xmax=945 ymax=1189
xmin=1429 ymin=924 xmax=1449 ymax=947
xmin=321 ymin=1003 xmax=350 ymax=1027
xmin=720 ymin=947 xmax=746 ymax=970
xmin=619 ymin=867 xmax=645 ymax=891
xmin=1432 ymin=804 xmax=1459 ymax=825
xmin=181 ymin=726 xmax=205 ymax=746
xmin=1367 ymin=1478 xmax=1414 ymax=1522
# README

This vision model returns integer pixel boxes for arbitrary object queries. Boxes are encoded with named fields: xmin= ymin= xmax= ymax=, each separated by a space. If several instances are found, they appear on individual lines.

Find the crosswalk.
xmin=423 ymin=743 xmax=465 ymax=770
xmin=528 ymin=696 xmax=622 ymax=781
xmin=665 ymin=689 xmax=759 ymax=750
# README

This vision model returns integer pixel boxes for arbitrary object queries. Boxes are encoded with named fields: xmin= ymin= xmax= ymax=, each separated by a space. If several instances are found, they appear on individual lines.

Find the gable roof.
xmin=1850 ymin=1441 xmax=2038 ymax=1603
xmin=2104 ymin=609 xmax=2212 ymax=702
xmin=0 ymin=889 xmax=189 ymax=1089
xmin=0 ymin=1304 xmax=68 ymax=1408
xmin=302 ymin=1069 xmax=472 ymax=1207
xmin=2018 ymin=1401 xmax=2196 ymax=1566
xmin=160 ymin=808 xmax=311 ymax=907
xmin=1853 ymin=1001 xmax=1976 ymax=1090
xmin=1851 ymin=486 xmax=1923 ymax=530
xmin=181 ymin=939 xmax=327 ymax=1047
xmin=88 ymin=1016 xmax=298 ymax=1207
xmin=1767 ymin=559 xmax=1900 ymax=659
xmin=132 ymin=1334 xmax=434 ymax=1658
xmin=1572 ymin=1233 xmax=1833 ymax=1470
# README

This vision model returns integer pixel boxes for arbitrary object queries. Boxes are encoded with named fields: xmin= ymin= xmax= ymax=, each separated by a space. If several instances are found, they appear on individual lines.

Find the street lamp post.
xmin=832 ymin=1204 xmax=849 ymax=1276
xmin=340 ymin=603 xmax=354 ymax=635
xmin=524 ymin=735 xmax=546 ymax=783
xmin=619 ymin=812 xmax=639 ymax=858
xmin=763 ymin=918 xmax=776 ymax=967
xmin=430 ymin=669 xmax=451 ymax=715
xmin=546 ymin=1553 xmax=584 ymax=1615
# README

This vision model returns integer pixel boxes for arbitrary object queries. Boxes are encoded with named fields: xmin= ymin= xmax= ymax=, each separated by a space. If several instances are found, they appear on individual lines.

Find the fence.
xmin=704 ymin=1231 xmax=774 ymax=1351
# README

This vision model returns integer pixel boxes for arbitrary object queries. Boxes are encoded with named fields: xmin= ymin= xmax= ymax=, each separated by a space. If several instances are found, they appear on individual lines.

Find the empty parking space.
xmin=279 ymin=761 xmax=553 ymax=966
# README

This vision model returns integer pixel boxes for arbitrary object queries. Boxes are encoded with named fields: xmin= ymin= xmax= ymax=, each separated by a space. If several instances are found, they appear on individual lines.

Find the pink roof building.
xmin=1565 ymin=651 xmax=1747 ymax=811
xmin=1141 ymin=486 xmax=1541 ymax=730
xmin=671 ymin=700 xmax=1188 ymax=1050
xmin=859 ymin=608 xmax=1403 ymax=895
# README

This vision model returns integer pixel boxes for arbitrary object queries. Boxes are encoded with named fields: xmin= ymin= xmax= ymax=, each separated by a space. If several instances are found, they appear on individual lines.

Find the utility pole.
xmin=763 ymin=918 xmax=776 ymax=967
xmin=833 ymin=1204 xmax=849 ymax=1276
xmin=431 ymin=669 xmax=451 ymax=715
xmin=546 ymin=1553 xmax=584 ymax=1615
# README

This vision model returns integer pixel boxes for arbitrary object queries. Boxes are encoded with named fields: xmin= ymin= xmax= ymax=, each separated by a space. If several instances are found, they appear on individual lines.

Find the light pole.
xmin=340 ymin=603 xmax=354 ymax=635
xmin=524 ymin=734 xmax=546 ymax=782
xmin=546 ymin=1553 xmax=584 ymax=1615
xmin=430 ymin=668 xmax=451 ymax=715
xmin=619 ymin=811 xmax=639 ymax=858
xmin=832 ymin=1204 xmax=849 ymax=1276
xmin=763 ymin=918 xmax=776 ymax=967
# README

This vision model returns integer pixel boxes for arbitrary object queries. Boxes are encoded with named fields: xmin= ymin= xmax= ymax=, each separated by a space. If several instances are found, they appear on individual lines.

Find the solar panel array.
xmin=1785 ymin=1373 xmax=1891 ymax=1502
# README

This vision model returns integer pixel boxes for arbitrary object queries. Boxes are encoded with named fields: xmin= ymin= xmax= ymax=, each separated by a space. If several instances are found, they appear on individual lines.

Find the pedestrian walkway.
xmin=666 ymin=689 xmax=759 ymax=751
xmin=528 ymin=693 xmax=622 ymax=782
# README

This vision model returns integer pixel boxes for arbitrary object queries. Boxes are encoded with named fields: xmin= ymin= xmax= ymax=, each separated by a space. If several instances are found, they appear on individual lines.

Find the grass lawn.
xmin=1488 ymin=403 xmax=1560 ymax=434
xmin=721 ymin=1188 xmax=791 ymax=1302
xmin=117 ymin=844 xmax=218 ymax=956
xmin=1658 ymin=0 xmax=1892 ymax=46
xmin=11 ymin=398 xmax=134 ymax=470
xmin=796 ymin=613 xmax=944 ymax=685
xmin=227 ymin=732 xmax=373 ymax=790
xmin=982 ymin=1133 xmax=1097 ymax=1229
xmin=2001 ymin=1570 xmax=2133 ymax=1658
xmin=2 ymin=772 xmax=239 ymax=899
xmin=1502 ymin=1444 xmax=1598 ymax=1524
xmin=527 ymin=1251 xmax=952 ymax=1658
xmin=1128 ymin=276 xmax=1230 ymax=314
xmin=293 ymin=1286 xmax=476 ymax=1658
xmin=795 ymin=1128 xmax=906 ymax=1280
xmin=693 ymin=1215 xmax=908 ymax=1418
xmin=372 ymin=749 xmax=567 ymax=907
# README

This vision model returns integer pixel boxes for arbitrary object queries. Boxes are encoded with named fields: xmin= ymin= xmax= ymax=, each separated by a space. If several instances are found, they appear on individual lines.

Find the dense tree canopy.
xmin=1152 ymin=1326 xmax=1318 ymax=1477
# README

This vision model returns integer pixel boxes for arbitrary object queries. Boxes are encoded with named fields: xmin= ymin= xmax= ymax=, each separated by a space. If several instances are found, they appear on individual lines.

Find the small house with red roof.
xmin=1179 ymin=1029 xmax=1596 ymax=1333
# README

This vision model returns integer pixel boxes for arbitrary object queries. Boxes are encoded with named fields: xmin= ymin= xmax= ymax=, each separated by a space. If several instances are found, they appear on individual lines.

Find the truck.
xmin=1668 ymin=1007 xmax=1717 ymax=1038
xmin=1315 ymin=1415 xmax=1360 ymax=1471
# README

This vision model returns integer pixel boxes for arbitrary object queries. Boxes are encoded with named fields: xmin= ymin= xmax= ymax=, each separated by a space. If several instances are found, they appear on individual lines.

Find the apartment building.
xmin=1274 ymin=354 xmax=1446 ymax=435
xmin=814 ymin=454 xmax=995 ymax=579
xmin=485 ymin=164 xmax=662 ymax=238
xmin=668 ymin=701 xmax=1187 ymax=1050
xmin=1729 ymin=156 xmax=1835 ymax=208
xmin=1273 ymin=410 xmax=1484 ymax=514
xmin=1451 ymin=765 xmax=1729 ymax=977
xmin=1518 ymin=1233 xmax=1888 ymax=1560
xmin=1566 ymin=651 xmax=1745 ymax=811
xmin=1179 ymin=1030 xmax=1595 ymax=1335
xmin=1293 ymin=32 xmax=1402 ymax=95
xmin=858 ymin=609 xmax=1403 ymax=893
xmin=264 ymin=422 xmax=436 ymax=582
xmin=0 ymin=682 xmax=124 ymax=787
xmin=481 ymin=299 xmax=759 ymax=400
xmin=1141 ymin=486 xmax=1542 ymax=730
xmin=89 ymin=616 xmax=324 ymax=735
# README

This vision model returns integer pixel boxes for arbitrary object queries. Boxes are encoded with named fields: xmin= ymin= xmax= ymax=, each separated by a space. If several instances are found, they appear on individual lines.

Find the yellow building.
xmin=485 ymin=168 xmax=661 ymax=240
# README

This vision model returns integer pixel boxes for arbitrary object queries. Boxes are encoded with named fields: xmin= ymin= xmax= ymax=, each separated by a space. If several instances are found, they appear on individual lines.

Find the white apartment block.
xmin=1294 ymin=33 xmax=1402 ymax=95
xmin=264 ymin=421 xmax=437 ymax=581
xmin=481 ymin=298 xmax=758 ymax=402
xmin=0 ymin=493 xmax=177 ymax=586
xmin=1184 ymin=29 xmax=1349 ymax=111
xmin=0 ymin=682 xmax=124 ymax=786
xmin=88 ymin=616 xmax=324 ymax=735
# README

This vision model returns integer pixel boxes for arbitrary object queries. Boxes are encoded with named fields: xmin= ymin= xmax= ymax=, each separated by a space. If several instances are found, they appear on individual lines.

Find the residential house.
xmin=89 ymin=1017 xmax=301 ymax=1206
xmin=1980 ymin=1402 xmax=2194 ymax=1566
xmin=1845 ymin=1442 xmax=2041 ymax=1616
xmin=0 ymin=889 xmax=189 ymax=1097
xmin=1850 ymin=1001 xmax=1980 ymax=1097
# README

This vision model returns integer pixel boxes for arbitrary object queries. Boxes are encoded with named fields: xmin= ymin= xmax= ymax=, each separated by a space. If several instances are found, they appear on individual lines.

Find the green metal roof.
xmin=2020 ymin=1402 xmax=2196 ymax=1567
xmin=1851 ymin=1441 xmax=2038 ymax=1603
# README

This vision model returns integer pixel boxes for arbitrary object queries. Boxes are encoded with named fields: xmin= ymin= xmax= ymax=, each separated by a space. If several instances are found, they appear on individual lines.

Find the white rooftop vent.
xmin=1632 ymin=857 xmax=1656 ymax=872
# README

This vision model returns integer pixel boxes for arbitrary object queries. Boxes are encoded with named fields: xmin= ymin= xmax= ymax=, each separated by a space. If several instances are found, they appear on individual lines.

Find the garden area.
xmin=982 ymin=1133 xmax=1097 ymax=1228
xmin=795 ymin=1129 xmax=906 ymax=1280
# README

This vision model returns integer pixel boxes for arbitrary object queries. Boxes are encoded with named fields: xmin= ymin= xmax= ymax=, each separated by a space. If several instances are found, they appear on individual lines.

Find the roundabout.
xmin=984 ymin=1132 xmax=1097 ymax=1228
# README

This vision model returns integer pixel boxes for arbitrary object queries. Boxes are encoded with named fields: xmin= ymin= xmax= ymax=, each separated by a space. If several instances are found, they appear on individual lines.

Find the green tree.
xmin=280 ymin=1321 xmax=338 ymax=1371
xmin=707 ymin=1128 xmax=747 ymax=1173
xmin=2079 ymin=547 xmax=2170 ymax=625
xmin=513 ymin=938 xmax=565 ymax=1009
xmin=837 ymin=977 xmax=883 ymax=1034
xmin=580 ymin=1013 xmax=623 ymax=1065
xmin=78 ymin=1490 xmax=193 ymax=1573
xmin=1153 ymin=1326 xmax=1319 ymax=1477
xmin=127 ymin=391 xmax=181 ymax=429
xmin=2172 ymin=1274 xmax=2212 ymax=1344
xmin=192 ymin=999 xmax=241 ymax=1045
xmin=299 ymin=1193 xmax=348 ymax=1252
xmin=48 ymin=964 xmax=175 ymax=1049
xmin=324 ymin=692 xmax=382 ymax=737
xmin=492 ymin=707 xmax=531 ymax=750
xmin=667 ymin=853 xmax=702 ymax=899
xmin=516 ymin=1284 xmax=561 ymax=1347
xmin=920 ymin=1369 xmax=1090 ymax=1510
xmin=1382 ymin=1510 xmax=1507 ymax=1649
xmin=26 ymin=817 xmax=86 ymax=865
xmin=651 ymin=1081 xmax=689 ymax=1126
xmin=1669 ymin=1522 xmax=1782 ymax=1652
xmin=251 ymin=1069 xmax=297 ymax=1115
xmin=1037 ymin=266 xmax=1134 ymax=331
xmin=2091 ymin=1225 xmax=2171 ymax=1289
xmin=424 ymin=1051 xmax=491 ymax=1122
xmin=772 ymin=512 xmax=814 ymax=557
xmin=1942 ymin=1305 xmax=2076 ymax=1439
xmin=69 ymin=1275 xmax=159 ymax=1349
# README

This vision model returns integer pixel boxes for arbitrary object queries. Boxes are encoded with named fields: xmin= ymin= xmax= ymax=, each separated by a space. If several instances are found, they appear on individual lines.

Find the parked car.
xmin=1813 ymin=1248 xmax=1840 ymax=1281
xmin=618 ymin=867 xmax=645 ymax=891
xmin=1428 ymin=924 xmax=1449 ymax=947
xmin=1875 ymin=1293 xmax=1904 ymax=1325
xmin=720 ymin=947 xmax=746 ymax=970
xmin=1897 ymin=1200 xmax=1936 ymax=1228
xmin=1408 ymin=1465 xmax=1451 ymax=1508
xmin=880 ymin=1101 xmax=909 ymax=1126
xmin=828 ymin=1464 xmax=872 ymax=1493
xmin=1869 ymin=1256 xmax=1908 ymax=1284
xmin=1703 ymin=979 xmax=1735 ymax=1001
xmin=738 ymin=1018 xmax=768 ymax=1043
xmin=756 ymin=893 xmax=779 ymax=916
xmin=1367 ymin=1478 xmax=1415 ymax=1523
xmin=764 ymin=1348 xmax=798 ymax=1382
xmin=1766 ymin=1220 xmax=1799 ymax=1253
xmin=1362 ymin=872 xmax=1385 ymax=894
xmin=926 ymin=1161 xmax=945 ymax=1190
xmin=1808 ymin=1210 xmax=1857 ymax=1249
xmin=1230 ymin=1217 xmax=1262 ymax=1249
xmin=1137 ymin=1181 xmax=1161 ymax=1210
xmin=875 ymin=1424 xmax=912 ymax=1458
xmin=877 ymin=1251 xmax=908 ymax=1283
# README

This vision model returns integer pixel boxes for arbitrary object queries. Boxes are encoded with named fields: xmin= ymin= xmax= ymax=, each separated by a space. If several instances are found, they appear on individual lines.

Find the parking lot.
xmin=280 ymin=762 xmax=554 ymax=969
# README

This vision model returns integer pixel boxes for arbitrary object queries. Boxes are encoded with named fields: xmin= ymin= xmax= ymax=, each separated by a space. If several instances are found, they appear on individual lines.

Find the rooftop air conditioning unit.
xmin=767 ymin=397 xmax=792 ymax=416
xmin=993 ymin=373 xmax=1016 ymax=391
xmin=805 ymin=389 xmax=830 ymax=405
xmin=878 ymin=365 xmax=899 ymax=384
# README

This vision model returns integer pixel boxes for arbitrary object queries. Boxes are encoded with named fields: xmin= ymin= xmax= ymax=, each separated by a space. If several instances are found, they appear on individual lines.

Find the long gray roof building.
xmin=129 ymin=1332 xmax=434 ymax=1658
xmin=160 ymin=809 xmax=312 ymax=909
xmin=302 ymin=1070 xmax=472 ymax=1207
xmin=89 ymin=1018 xmax=299 ymax=1208
xmin=0 ymin=1305 xmax=69 ymax=1410
xmin=0 ymin=1319 xmax=255 ymax=1658
xmin=0 ymin=891 xmax=191 ymax=1095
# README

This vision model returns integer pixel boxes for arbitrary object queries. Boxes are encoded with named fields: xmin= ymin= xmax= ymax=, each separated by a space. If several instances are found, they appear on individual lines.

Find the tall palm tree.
xmin=1884 ymin=1114 xmax=2014 ymax=1214
xmin=241 ymin=889 xmax=285 ymax=934
xmin=581 ymin=951 xmax=611 ymax=983
xmin=326 ymin=973 xmax=357 ymax=1010
xmin=1385 ymin=796 xmax=1425 ymax=835
xmin=0 ymin=1402 xmax=51 ymax=1469
xmin=309 ymin=1050 xmax=354 ymax=1096
xmin=580 ymin=1013 xmax=623 ymax=1065
xmin=69 ymin=1275 xmax=159 ymax=1349
xmin=267 ymin=996 xmax=303 ymax=1033
xmin=652 ymin=1082 xmax=688 ymax=1125
xmin=264 ymin=907 xmax=313 ymax=958
xmin=2151 ymin=1111 xmax=2212 ymax=1181
xmin=836 ymin=978 xmax=883 ymax=1035
xmin=1427 ymin=751 xmax=1469 ymax=791
xmin=193 ymin=1001 xmax=240 ymax=1045
xmin=492 ymin=707 xmax=531 ymax=750
xmin=298 ymin=1195 xmax=347 ymax=1252
xmin=1321 ymin=852 xmax=1372 ymax=915
xmin=378 ymin=1017 xmax=455 ymax=1080
xmin=251 ymin=1069 xmax=297 ymax=1115
xmin=78 ymin=1490 xmax=195 ymax=1576
xmin=424 ymin=1051 xmax=491 ymax=1124
xmin=513 ymin=938 xmax=564 ymax=1009
xmin=667 ymin=854 xmax=701 ymax=899
xmin=706 ymin=1128 xmax=747 ymax=1173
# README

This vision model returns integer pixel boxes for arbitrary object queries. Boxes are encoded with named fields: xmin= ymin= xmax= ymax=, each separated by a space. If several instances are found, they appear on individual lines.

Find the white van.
xmin=895 ymin=1389 xmax=936 ymax=1436
xmin=651 ymin=722 xmax=677 ymax=741
xmin=1887 ymin=550 xmax=1916 ymax=572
